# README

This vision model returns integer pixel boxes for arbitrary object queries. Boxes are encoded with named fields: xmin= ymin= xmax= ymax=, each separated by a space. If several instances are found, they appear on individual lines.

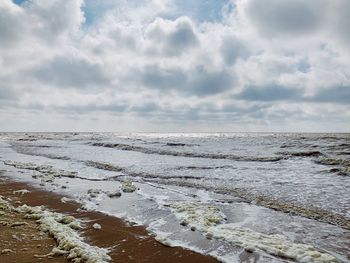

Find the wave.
xmin=84 ymin=161 xmax=204 ymax=181
xmin=147 ymin=177 xmax=350 ymax=231
xmin=4 ymin=158 xmax=350 ymax=231
xmin=80 ymin=160 xmax=350 ymax=231
xmin=315 ymin=157 xmax=350 ymax=166
xmin=174 ymin=165 xmax=234 ymax=170
xmin=277 ymin=151 xmax=324 ymax=157
xmin=165 ymin=142 xmax=199 ymax=147
xmin=2 ymin=160 xmax=123 ymax=183
xmin=90 ymin=142 xmax=283 ymax=162
xmin=11 ymin=145 xmax=71 ymax=161
xmin=85 ymin=161 xmax=124 ymax=172
xmin=315 ymin=157 xmax=350 ymax=176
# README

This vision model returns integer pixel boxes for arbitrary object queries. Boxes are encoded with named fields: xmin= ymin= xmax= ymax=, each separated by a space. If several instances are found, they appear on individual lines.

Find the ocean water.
xmin=0 ymin=132 xmax=349 ymax=262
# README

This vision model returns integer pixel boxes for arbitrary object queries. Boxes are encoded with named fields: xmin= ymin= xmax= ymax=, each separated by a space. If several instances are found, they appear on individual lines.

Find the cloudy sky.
xmin=0 ymin=0 xmax=349 ymax=132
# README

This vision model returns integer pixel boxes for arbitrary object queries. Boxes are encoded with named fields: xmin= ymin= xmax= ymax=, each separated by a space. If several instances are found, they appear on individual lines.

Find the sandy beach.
xmin=0 ymin=174 xmax=218 ymax=263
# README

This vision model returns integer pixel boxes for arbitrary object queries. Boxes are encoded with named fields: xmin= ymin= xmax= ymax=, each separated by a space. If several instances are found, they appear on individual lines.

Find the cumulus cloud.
xmin=145 ymin=17 xmax=199 ymax=56
xmin=27 ymin=0 xmax=85 ymax=38
xmin=0 ymin=0 xmax=349 ymax=132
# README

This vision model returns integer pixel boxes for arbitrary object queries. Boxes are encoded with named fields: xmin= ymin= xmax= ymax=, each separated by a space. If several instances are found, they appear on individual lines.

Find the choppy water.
xmin=0 ymin=132 xmax=349 ymax=262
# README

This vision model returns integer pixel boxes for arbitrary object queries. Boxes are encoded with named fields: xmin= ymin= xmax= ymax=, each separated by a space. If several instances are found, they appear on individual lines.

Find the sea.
xmin=0 ymin=132 xmax=349 ymax=262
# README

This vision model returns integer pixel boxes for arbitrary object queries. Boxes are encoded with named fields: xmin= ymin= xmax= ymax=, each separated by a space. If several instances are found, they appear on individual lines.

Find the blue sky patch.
xmin=13 ymin=0 xmax=27 ymax=5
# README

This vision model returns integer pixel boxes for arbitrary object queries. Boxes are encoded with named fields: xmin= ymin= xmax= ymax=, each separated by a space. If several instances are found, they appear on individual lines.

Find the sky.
xmin=0 ymin=0 xmax=349 ymax=132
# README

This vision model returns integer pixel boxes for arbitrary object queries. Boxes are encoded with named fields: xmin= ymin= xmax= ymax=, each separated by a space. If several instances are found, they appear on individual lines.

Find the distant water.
xmin=0 ymin=133 xmax=349 ymax=262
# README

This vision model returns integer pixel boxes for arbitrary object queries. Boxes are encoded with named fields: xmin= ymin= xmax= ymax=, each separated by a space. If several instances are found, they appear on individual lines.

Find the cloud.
xmin=0 ymin=85 xmax=17 ymax=101
xmin=332 ymin=1 xmax=350 ymax=47
xmin=189 ymin=66 xmax=234 ymax=96
xmin=26 ymin=0 xmax=85 ymax=39
xmin=237 ymin=85 xmax=301 ymax=101
xmin=52 ymin=102 xmax=128 ymax=114
xmin=139 ymin=65 xmax=187 ymax=90
xmin=135 ymin=65 xmax=234 ymax=96
xmin=245 ymin=0 xmax=324 ymax=36
xmin=309 ymin=86 xmax=350 ymax=104
xmin=220 ymin=36 xmax=248 ymax=65
xmin=0 ymin=0 xmax=350 ymax=132
xmin=145 ymin=17 xmax=199 ymax=56
xmin=0 ymin=1 xmax=27 ymax=48
xmin=33 ymin=56 xmax=110 ymax=89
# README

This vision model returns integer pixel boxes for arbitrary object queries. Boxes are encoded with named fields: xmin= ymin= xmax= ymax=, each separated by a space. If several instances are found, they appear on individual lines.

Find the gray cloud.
xmin=0 ymin=86 xmax=18 ymax=110
xmin=48 ymin=103 xmax=128 ymax=114
xmin=0 ymin=85 xmax=18 ymax=101
xmin=334 ymin=1 xmax=350 ymax=46
xmin=137 ymin=65 xmax=234 ymax=96
xmin=237 ymin=85 xmax=301 ymax=101
xmin=220 ymin=36 xmax=248 ymax=65
xmin=130 ymin=102 xmax=159 ymax=113
xmin=189 ymin=66 xmax=234 ymax=96
xmin=146 ymin=17 xmax=199 ymax=56
xmin=165 ymin=19 xmax=199 ymax=55
xmin=33 ymin=56 xmax=110 ymax=89
xmin=309 ymin=86 xmax=350 ymax=104
xmin=140 ymin=65 xmax=187 ymax=90
xmin=0 ymin=3 xmax=26 ymax=48
xmin=246 ymin=0 xmax=322 ymax=36
xmin=236 ymin=84 xmax=350 ymax=105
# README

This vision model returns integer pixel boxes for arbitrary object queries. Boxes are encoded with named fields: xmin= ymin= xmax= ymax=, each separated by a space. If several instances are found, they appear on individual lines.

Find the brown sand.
xmin=0 ymin=176 xmax=218 ymax=263
xmin=0 ymin=195 xmax=68 ymax=263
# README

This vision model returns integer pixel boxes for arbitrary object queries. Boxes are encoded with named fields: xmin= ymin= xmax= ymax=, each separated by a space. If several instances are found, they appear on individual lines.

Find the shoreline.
xmin=0 ymin=174 xmax=218 ymax=263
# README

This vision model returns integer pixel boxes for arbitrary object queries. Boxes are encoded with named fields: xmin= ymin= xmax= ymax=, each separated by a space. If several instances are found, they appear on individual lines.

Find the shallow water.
xmin=0 ymin=132 xmax=349 ymax=262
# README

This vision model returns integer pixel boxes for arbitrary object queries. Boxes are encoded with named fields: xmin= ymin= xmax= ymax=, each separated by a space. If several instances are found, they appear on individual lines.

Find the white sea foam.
xmin=169 ymin=201 xmax=226 ymax=230
xmin=169 ymin=201 xmax=338 ymax=263
xmin=93 ymin=223 xmax=102 ymax=230
xmin=0 ymin=195 xmax=111 ymax=263
xmin=208 ymin=224 xmax=338 ymax=263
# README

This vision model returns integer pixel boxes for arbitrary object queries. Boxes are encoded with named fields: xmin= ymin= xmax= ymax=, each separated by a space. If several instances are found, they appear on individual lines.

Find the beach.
xmin=0 ymin=175 xmax=218 ymax=263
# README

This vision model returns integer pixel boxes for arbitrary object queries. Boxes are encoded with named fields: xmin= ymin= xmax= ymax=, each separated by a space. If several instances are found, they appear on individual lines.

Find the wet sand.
xmin=0 ymin=175 xmax=218 ymax=263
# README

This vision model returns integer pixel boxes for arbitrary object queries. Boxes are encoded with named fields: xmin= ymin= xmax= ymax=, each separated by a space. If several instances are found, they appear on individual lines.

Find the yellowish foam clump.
xmin=12 ymin=189 xmax=30 ymax=195
xmin=3 ymin=161 xmax=77 ymax=181
xmin=121 ymin=180 xmax=136 ymax=193
xmin=207 ymin=224 xmax=338 ymax=263
xmin=169 ymin=201 xmax=226 ymax=231
xmin=0 ymin=196 xmax=13 ymax=211
xmin=87 ymin=188 xmax=102 ymax=198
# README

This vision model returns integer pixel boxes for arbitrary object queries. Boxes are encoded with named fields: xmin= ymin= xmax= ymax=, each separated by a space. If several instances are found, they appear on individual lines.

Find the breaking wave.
xmin=277 ymin=151 xmax=324 ymax=157
xmin=90 ymin=142 xmax=283 ymax=162
xmin=85 ymin=161 xmax=204 ymax=181
xmin=144 ymin=177 xmax=350 ymax=231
